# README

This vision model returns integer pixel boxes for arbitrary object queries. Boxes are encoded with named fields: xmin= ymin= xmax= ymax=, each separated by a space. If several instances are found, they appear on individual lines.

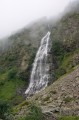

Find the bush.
xmin=55 ymin=67 xmax=66 ymax=79
xmin=52 ymin=40 xmax=65 ymax=56
xmin=19 ymin=105 xmax=45 ymax=120
xmin=58 ymin=116 xmax=79 ymax=120
xmin=63 ymin=96 xmax=74 ymax=103
xmin=0 ymin=99 xmax=10 ymax=119
xmin=7 ymin=68 xmax=17 ymax=80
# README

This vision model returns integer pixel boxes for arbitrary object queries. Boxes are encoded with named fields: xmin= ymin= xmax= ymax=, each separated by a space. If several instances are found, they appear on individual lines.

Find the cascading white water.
xmin=25 ymin=31 xmax=51 ymax=96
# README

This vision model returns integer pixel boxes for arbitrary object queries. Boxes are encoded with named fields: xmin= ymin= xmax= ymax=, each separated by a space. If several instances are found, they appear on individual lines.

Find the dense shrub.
xmin=52 ymin=40 xmax=65 ymax=56
xmin=58 ymin=116 xmax=79 ymax=120
xmin=19 ymin=105 xmax=45 ymax=120
xmin=7 ymin=68 xmax=17 ymax=80
xmin=55 ymin=67 xmax=66 ymax=79
xmin=0 ymin=99 xmax=10 ymax=119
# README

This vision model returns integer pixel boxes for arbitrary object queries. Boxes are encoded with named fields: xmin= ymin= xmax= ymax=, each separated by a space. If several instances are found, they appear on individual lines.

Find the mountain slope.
xmin=51 ymin=12 xmax=79 ymax=79
xmin=0 ymin=2 xmax=79 ymax=120
xmin=30 ymin=65 xmax=79 ymax=116
xmin=0 ymin=10 xmax=79 ymax=104
xmin=14 ymin=65 xmax=79 ymax=120
xmin=0 ymin=19 xmax=49 ymax=104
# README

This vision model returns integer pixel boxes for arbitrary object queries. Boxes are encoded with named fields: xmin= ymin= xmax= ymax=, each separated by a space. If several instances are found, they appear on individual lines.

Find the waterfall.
xmin=25 ymin=31 xmax=52 ymax=96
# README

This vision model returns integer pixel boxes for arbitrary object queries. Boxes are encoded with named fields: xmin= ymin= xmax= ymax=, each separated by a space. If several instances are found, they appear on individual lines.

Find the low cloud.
xmin=0 ymin=0 xmax=73 ymax=39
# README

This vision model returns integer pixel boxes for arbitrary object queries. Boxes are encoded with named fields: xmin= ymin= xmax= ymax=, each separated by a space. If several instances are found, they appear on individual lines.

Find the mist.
xmin=0 ymin=0 xmax=76 ymax=39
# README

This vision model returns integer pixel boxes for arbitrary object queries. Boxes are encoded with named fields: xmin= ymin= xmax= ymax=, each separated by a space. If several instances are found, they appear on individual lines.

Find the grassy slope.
xmin=0 ymin=42 xmax=37 ymax=106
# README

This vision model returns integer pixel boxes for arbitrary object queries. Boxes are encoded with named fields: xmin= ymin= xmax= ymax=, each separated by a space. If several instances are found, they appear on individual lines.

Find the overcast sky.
xmin=0 ymin=0 xmax=76 ymax=38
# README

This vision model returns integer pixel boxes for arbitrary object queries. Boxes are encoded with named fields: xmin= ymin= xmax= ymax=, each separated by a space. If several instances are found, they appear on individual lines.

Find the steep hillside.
xmin=30 ymin=65 xmax=79 ymax=116
xmin=14 ymin=10 xmax=79 ymax=120
xmin=14 ymin=65 xmax=79 ymax=120
xmin=51 ymin=12 xmax=79 ymax=79
xmin=0 ymin=19 xmax=49 ymax=104
xmin=0 ymin=3 xmax=79 ymax=120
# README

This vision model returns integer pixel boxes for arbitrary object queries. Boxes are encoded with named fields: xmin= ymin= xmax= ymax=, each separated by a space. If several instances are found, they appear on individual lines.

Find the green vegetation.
xmin=0 ymin=7 xmax=79 ymax=120
xmin=52 ymin=38 xmax=79 ymax=79
xmin=0 ymin=40 xmax=37 ymax=103
xmin=0 ymin=78 xmax=24 ymax=100
xmin=13 ymin=100 xmax=30 ymax=113
xmin=51 ymin=13 xmax=79 ymax=79
xmin=58 ymin=116 xmax=79 ymax=120
xmin=63 ymin=96 xmax=75 ymax=103
xmin=0 ymin=70 xmax=25 ymax=103
xmin=0 ymin=99 xmax=10 ymax=119
xmin=56 ymin=50 xmax=79 ymax=79
xmin=42 ymin=95 xmax=50 ymax=102
xmin=0 ymin=40 xmax=37 ymax=119
xmin=18 ymin=105 xmax=44 ymax=120
xmin=7 ymin=68 xmax=17 ymax=80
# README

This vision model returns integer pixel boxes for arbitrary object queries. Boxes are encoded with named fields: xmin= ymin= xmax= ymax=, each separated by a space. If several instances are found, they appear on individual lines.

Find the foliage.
xmin=0 ymin=99 xmax=10 ymax=119
xmin=52 ymin=40 xmax=65 ymax=56
xmin=58 ymin=116 xmax=79 ymax=120
xmin=7 ymin=68 xmax=17 ymax=80
xmin=52 ymin=39 xmax=79 ymax=79
xmin=51 ymin=12 xmax=79 ymax=80
xmin=13 ymin=100 xmax=30 ymax=113
xmin=18 ymin=105 xmax=44 ymax=120
xmin=0 ymin=10 xmax=79 ymax=120
xmin=63 ymin=96 xmax=75 ymax=103
xmin=0 ymin=71 xmax=25 ymax=102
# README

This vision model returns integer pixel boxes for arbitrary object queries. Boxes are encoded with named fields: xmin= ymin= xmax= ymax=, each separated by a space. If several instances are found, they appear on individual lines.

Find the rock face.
xmin=29 ymin=65 xmax=79 ymax=116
